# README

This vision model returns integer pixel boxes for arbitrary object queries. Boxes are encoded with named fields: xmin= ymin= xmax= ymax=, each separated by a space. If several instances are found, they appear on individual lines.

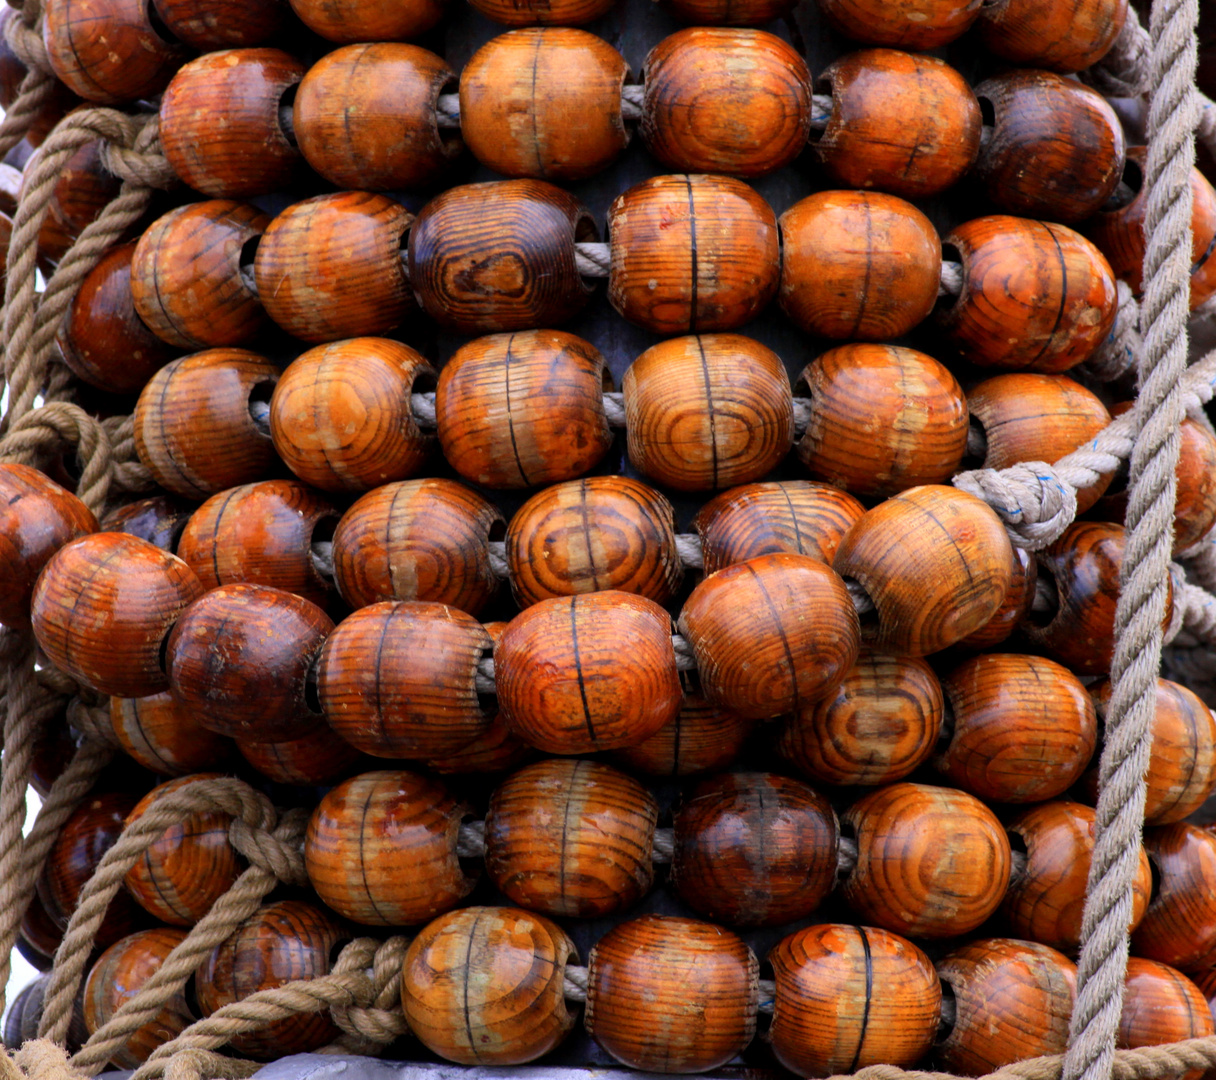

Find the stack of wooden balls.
xmin=7 ymin=0 xmax=1216 ymax=1073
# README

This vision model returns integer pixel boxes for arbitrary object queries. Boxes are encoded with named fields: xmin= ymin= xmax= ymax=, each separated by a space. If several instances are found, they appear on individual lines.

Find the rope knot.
xmin=226 ymin=808 xmax=308 ymax=888
xmin=0 ymin=403 xmax=114 ymax=517
xmin=98 ymin=117 xmax=178 ymax=190
xmin=3 ymin=11 xmax=50 ymax=76
xmin=953 ymin=461 xmax=1079 ymax=551
xmin=326 ymin=937 xmax=412 ymax=1048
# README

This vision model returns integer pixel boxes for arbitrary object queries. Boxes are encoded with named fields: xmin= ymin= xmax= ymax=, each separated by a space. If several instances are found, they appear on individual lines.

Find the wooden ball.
xmin=694 ymin=480 xmax=865 ymax=574
xmin=816 ymin=0 xmax=981 ymax=48
xmin=402 ymin=906 xmax=576 ymax=1065
xmin=160 ymin=49 xmax=304 ymax=199
xmin=974 ymin=71 xmax=1124 ymax=224
xmin=657 ymin=0 xmax=793 ymax=24
xmin=814 ymin=49 xmax=980 ymax=198
xmin=83 ymin=928 xmax=193 ymax=1068
xmin=177 ymin=480 xmax=339 ymax=609
xmin=32 ymin=533 xmax=204 ymax=698
xmin=679 ymin=552 xmax=859 ymax=720
xmin=436 ymin=330 xmax=612 ymax=489
xmin=497 ymin=591 xmax=683 ymax=754
xmin=32 ymin=139 xmax=122 ymax=269
xmin=795 ymin=345 xmax=967 ymax=498
xmin=672 ymin=771 xmax=837 ymax=927
xmin=607 ymin=173 xmax=779 ymax=334
xmin=0 ymin=11 xmax=76 ymax=147
xmin=317 ymin=601 xmax=494 ymax=759
xmin=610 ymin=694 xmax=752 ymax=777
xmin=469 ymin=0 xmax=613 ymax=23
xmin=167 ymin=584 xmax=334 ymax=741
xmin=331 ymin=479 xmax=504 ymax=616
xmin=0 ymin=462 xmax=97 ymax=628
xmin=133 ymin=348 xmax=280 ymax=500
xmin=196 ymin=901 xmax=346 ymax=1059
xmin=955 ymin=545 xmax=1038 ymax=651
xmin=111 ymin=693 xmax=232 ymax=777
xmin=236 ymin=724 xmax=363 ymax=787
xmin=505 ymin=476 xmax=682 ymax=607
xmin=935 ymin=939 xmax=1076 ymax=1076
xmin=937 ymin=217 xmax=1118 ymax=373
xmin=5 ymin=974 xmax=90 ymax=1055
xmin=19 ymin=892 xmax=63 ymax=972
xmin=1118 ymin=958 xmax=1214 ymax=1063
xmin=768 ymin=923 xmax=941 ymax=1077
xmin=288 ymin=0 xmax=444 ymax=42
xmin=777 ymin=650 xmax=942 ymax=787
xmin=641 ymin=28 xmax=811 ymax=177
xmin=1003 ymin=800 xmax=1152 ymax=952
xmin=1133 ymin=824 xmax=1216 ymax=972
xmin=151 ymin=0 xmax=283 ymax=47
xmin=832 ymin=485 xmax=1015 ymax=657
xmin=461 ymin=30 xmax=629 ymax=182
xmin=123 ymin=775 xmax=245 ymax=927
xmin=408 ymin=180 xmax=594 ymax=333
xmin=977 ymin=0 xmax=1128 ymax=74
xmin=425 ymin=716 xmax=534 ymax=776
xmin=269 ymin=338 xmax=435 ymax=492
xmin=305 ymin=770 xmax=476 ymax=926
xmin=485 ymin=758 xmax=657 ymax=918
xmin=57 ymin=242 xmax=178 ymax=395
xmin=255 ymin=194 xmax=415 ymax=343
xmin=624 ymin=334 xmax=794 ymax=491
xmin=131 ymin=201 xmax=269 ymax=350
xmin=779 ymin=191 xmax=940 ymax=341
xmin=101 ymin=496 xmax=193 ymax=552
xmin=934 ymin=654 xmax=1098 ymax=804
xmin=295 ymin=43 xmax=460 ymax=191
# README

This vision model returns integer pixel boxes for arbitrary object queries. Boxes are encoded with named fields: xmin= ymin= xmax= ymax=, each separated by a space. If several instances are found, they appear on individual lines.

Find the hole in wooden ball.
xmin=1024 ymin=563 xmax=1059 ymax=628
xmin=840 ymin=575 xmax=879 ymax=632
xmin=436 ymin=72 xmax=462 ymax=155
xmin=977 ymin=95 xmax=996 ymax=130
xmin=1147 ymin=850 xmax=1162 ymax=904
xmin=277 ymin=83 xmax=299 ymax=148
xmin=144 ymin=0 xmax=182 ymax=46
xmin=477 ymin=645 xmax=497 ymax=717
xmin=935 ymin=979 xmax=958 ymax=1044
xmin=1104 ymin=158 xmax=1143 ymax=212
xmin=183 ymin=975 xmax=203 ymax=1022
xmin=157 ymin=626 xmax=173 ymax=674
xmin=934 ymin=243 xmax=965 ymax=315
xmin=238 ymin=234 xmax=261 ymax=295
xmin=936 ymin=694 xmax=957 ymax=754
xmin=304 ymin=654 xmax=324 ymax=715
xmin=247 ymin=380 xmax=276 ymax=439
xmin=962 ymin=417 xmax=989 ymax=470
xmin=808 ymin=76 xmax=834 ymax=144
xmin=1006 ymin=827 xmax=1029 ymax=887
xmin=458 ymin=812 xmax=484 ymax=877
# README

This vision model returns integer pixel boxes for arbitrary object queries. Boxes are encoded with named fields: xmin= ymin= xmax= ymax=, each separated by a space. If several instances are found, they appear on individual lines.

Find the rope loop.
xmin=953 ymin=461 xmax=1078 ymax=550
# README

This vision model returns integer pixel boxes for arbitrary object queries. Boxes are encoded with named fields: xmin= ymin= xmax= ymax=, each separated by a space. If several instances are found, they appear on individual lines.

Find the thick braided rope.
xmin=325 ymin=936 xmax=411 ymax=1053
xmin=0 ymin=404 xmax=115 ymax=515
xmin=1062 ymin=1 xmax=1199 ymax=1079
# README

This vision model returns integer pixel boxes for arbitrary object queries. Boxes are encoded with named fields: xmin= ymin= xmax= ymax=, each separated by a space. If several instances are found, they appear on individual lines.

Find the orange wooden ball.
xmin=816 ymin=0 xmax=982 ymax=48
xmin=955 ymin=545 xmax=1038 ymax=651
xmin=610 ymin=694 xmax=752 ymax=777
xmin=1118 ymin=958 xmax=1214 ymax=1066
xmin=151 ymin=0 xmax=283 ymax=47
xmin=288 ymin=0 xmax=444 ymax=42
xmin=977 ymin=0 xmax=1128 ymax=74
xmin=236 ymin=724 xmax=363 ymax=788
xmin=110 ymin=693 xmax=232 ymax=777
xmin=1131 ymin=824 xmax=1216 ymax=972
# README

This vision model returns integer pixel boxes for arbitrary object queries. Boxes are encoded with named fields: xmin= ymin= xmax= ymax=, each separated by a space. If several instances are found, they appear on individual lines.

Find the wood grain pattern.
xmin=586 ymin=916 xmax=758 ymax=1073
xmin=295 ymin=43 xmax=460 ymax=191
xmin=101 ymin=496 xmax=193 ymax=553
xmin=816 ymin=0 xmax=981 ymax=48
xmin=151 ymin=0 xmax=283 ymax=47
xmin=305 ymin=770 xmax=476 ymax=926
xmin=235 ymin=724 xmax=363 ymax=787
xmin=505 ymin=476 xmax=682 ymax=607
xmin=485 ymin=758 xmax=658 ymax=918
xmin=1131 ymin=824 xmax=1216 ymax=972
xmin=111 ymin=692 xmax=233 ymax=777
xmin=1117 ymin=957 xmax=1214 ymax=1073
xmin=641 ymin=28 xmax=811 ymax=177
xmin=468 ymin=0 xmax=612 ymax=23
xmin=678 ymin=551 xmax=859 ymax=720
xmin=955 ymin=545 xmax=1037 ymax=650
xmin=624 ymin=333 xmax=794 ymax=492
xmin=608 ymin=173 xmax=779 ymax=333
xmin=496 ymin=591 xmax=683 ymax=754
xmin=401 ymin=906 xmax=576 ymax=1065
xmin=30 ymin=139 xmax=122 ymax=268
xmin=977 ymin=0 xmax=1128 ymax=74
xmin=287 ymin=0 xmax=444 ymax=42
xmin=610 ymin=693 xmax=752 ymax=777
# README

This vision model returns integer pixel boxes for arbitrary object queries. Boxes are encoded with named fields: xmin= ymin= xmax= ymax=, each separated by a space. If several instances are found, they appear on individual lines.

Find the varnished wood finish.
xmin=624 ymin=334 xmax=794 ymax=491
xmin=694 ymin=480 xmax=865 ymax=574
xmin=101 ymin=496 xmax=192 ymax=552
xmin=425 ymin=717 xmax=534 ymax=775
xmin=795 ymin=345 xmax=967 ymax=498
xmin=32 ymin=533 xmax=204 ymax=698
xmin=974 ymin=71 xmax=1125 ymax=224
xmin=611 ymin=694 xmax=752 ymax=777
xmin=111 ymin=693 xmax=232 ymax=777
xmin=295 ymin=44 xmax=460 ymax=191
xmin=607 ymin=173 xmax=779 ymax=333
xmin=469 ymin=0 xmax=613 ymax=23
xmin=19 ymin=892 xmax=63 ymax=972
xmin=814 ymin=50 xmax=980 ymax=198
xmin=1003 ymin=801 xmax=1152 ymax=952
xmin=256 ymin=195 xmax=415 ymax=343
xmin=832 ymin=486 xmax=1015 ymax=657
xmin=58 ymin=242 xmax=177 ymax=395
xmin=1131 ymin=824 xmax=1216 ymax=972
xmin=497 ymin=591 xmax=682 ymax=754
xmin=641 ymin=29 xmax=810 ymax=177
xmin=461 ymin=30 xmax=628 ymax=181
xmin=167 ymin=584 xmax=333 ymax=740
xmin=177 ymin=480 xmax=339 ymax=608
xmin=935 ymin=939 xmax=1077 ymax=1076
xmin=505 ymin=477 xmax=682 ymax=607
xmin=236 ymin=725 xmax=363 ymax=787
xmin=160 ymin=49 xmax=304 ymax=199
xmin=318 ymin=600 xmax=494 ymax=758
xmin=401 ymin=906 xmax=576 ymax=1065
xmin=42 ymin=0 xmax=188 ymax=103
xmin=436 ymin=330 xmax=612 ymax=489
xmin=331 ymin=479 xmax=504 ymax=616
xmin=0 ymin=463 xmax=97 ymax=628
xmin=408 ymin=180 xmax=595 ymax=333
xmin=131 ymin=201 xmax=270 ymax=350
xmin=672 ymin=771 xmax=836 ymax=927
xmin=1117 ymin=958 xmax=1214 ymax=1067
xmin=956 ymin=546 xmax=1038 ymax=650
xmin=287 ymin=0 xmax=444 ymax=42
xmin=768 ymin=923 xmax=941 ymax=1077
xmin=679 ymin=552 xmax=859 ymax=720
xmin=937 ymin=217 xmax=1118 ymax=373
xmin=658 ymin=0 xmax=793 ymax=24
xmin=779 ymin=192 xmax=940 ymax=341
xmin=817 ymin=0 xmax=981 ymax=48
xmin=778 ymin=650 xmax=941 ymax=787
xmin=196 ymin=901 xmax=345 ymax=1059
xmin=977 ymin=0 xmax=1128 ymax=74
xmin=152 ymin=0 xmax=283 ymax=47
xmin=485 ymin=758 xmax=658 ymax=918
xmin=123 ymin=775 xmax=245 ymax=927
xmin=270 ymin=339 xmax=435 ymax=492
xmin=83 ymin=928 xmax=193 ymax=1068
xmin=934 ymin=654 xmax=1098 ymax=804
xmin=133 ymin=348 xmax=280 ymax=500
xmin=305 ymin=770 xmax=476 ymax=926
xmin=32 ymin=139 xmax=122 ymax=268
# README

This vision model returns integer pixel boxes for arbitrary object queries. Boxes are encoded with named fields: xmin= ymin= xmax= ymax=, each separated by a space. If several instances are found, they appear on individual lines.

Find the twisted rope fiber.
xmin=0 ymin=404 xmax=114 ymax=516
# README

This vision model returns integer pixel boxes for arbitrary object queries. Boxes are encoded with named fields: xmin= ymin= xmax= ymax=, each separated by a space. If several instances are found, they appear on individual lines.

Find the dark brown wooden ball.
xmin=816 ymin=0 xmax=981 ymax=48
xmin=235 ymin=724 xmax=364 ymax=788
xmin=29 ymin=138 xmax=122 ymax=270
xmin=468 ymin=0 xmax=612 ymax=22
xmin=110 ymin=693 xmax=232 ymax=777
xmin=151 ymin=0 xmax=283 ymax=47
xmin=101 ymin=496 xmax=193 ymax=552
xmin=1131 ymin=823 xmax=1216 ymax=973
xmin=977 ymin=0 xmax=1128 ymax=74
xmin=610 ymin=694 xmax=752 ymax=778
xmin=288 ymin=0 xmax=444 ymax=42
